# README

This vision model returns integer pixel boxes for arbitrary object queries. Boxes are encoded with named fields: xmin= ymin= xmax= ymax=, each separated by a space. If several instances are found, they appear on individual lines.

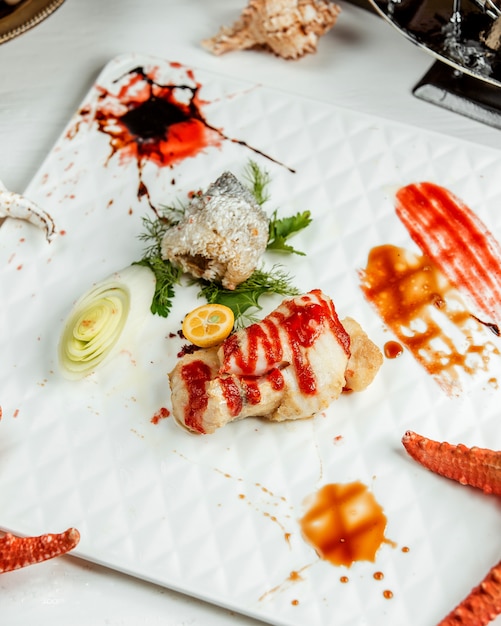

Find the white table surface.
xmin=0 ymin=1 xmax=500 ymax=624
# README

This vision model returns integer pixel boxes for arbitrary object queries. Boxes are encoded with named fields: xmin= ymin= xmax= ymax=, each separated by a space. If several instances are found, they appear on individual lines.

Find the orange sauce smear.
xmin=360 ymin=245 xmax=500 ymax=394
xmin=299 ymin=481 xmax=388 ymax=567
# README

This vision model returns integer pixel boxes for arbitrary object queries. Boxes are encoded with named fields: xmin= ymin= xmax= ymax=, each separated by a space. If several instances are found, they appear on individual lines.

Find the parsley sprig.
xmin=135 ymin=161 xmax=312 ymax=323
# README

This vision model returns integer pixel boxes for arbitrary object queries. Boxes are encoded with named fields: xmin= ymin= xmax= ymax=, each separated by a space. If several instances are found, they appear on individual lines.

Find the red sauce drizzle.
xmin=219 ymin=377 xmax=243 ymax=417
xmin=222 ymin=319 xmax=283 ymax=375
xmin=181 ymin=360 xmax=213 ymax=434
xmin=241 ymin=377 xmax=261 ymax=405
xmin=299 ymin=481 xmax=388 ymax=567
xmin=267 ymin=368 xmax=285 ymax=391
xmin=222 ymin=291 xmax=349 ymax=396
xmin=396 ymin=182 xmax=501 ymax=327
xmin=282 ymin=303 xmax=324 ymax=394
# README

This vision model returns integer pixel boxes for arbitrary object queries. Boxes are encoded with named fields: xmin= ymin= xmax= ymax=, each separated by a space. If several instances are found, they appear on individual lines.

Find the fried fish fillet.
xmin=169 ymin=290 xmax=383 ymax=434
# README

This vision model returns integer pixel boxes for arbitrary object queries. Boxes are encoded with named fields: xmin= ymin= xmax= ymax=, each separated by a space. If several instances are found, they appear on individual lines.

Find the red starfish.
xmin=402 ymin=431 xmax=501 ymax=625
xmin=0 ymin=527 xmax=80 ymax=573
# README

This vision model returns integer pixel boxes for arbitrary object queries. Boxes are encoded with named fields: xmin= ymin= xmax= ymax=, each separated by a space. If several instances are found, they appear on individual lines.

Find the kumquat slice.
xmin=182 ymin=303 xmax=235 ymax=348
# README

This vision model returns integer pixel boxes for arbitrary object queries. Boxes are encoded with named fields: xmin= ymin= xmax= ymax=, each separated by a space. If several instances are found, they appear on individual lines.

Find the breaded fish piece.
xmin=169 ymin=290 xmax=383 ymax=435
xmin=161 ymin=172 xmax=269 ymax=290
xmin=170 ymin=348 xmax=285 ymax=434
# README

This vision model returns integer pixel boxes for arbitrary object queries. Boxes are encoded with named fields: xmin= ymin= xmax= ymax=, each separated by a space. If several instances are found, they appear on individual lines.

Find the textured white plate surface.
xmin=1 ymin=53 xmax=501 ymax=626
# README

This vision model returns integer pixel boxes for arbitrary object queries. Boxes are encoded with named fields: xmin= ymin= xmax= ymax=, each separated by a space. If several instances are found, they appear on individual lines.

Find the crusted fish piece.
xmin=201 ymin=0 xmax=341 ymax=60
xmin=161 ymin=171 xmax=269 ymax=290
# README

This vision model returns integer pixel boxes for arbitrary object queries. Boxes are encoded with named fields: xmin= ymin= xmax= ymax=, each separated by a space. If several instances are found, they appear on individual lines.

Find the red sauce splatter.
xmin=151 ymin=407 xmax=170 ymax=424
xmin=340 ymin=575 xmax=349 ymax=583
xmin=219 ymin=377 xmax=243 ymax=417
xmin=383 ymin=590 xmax=393 ymax=599
xmin=291 ymin=599 xmax=299 ymax=606
xmin=373 ymin=571 xmax=384 ymax=580
xmin=396 ymin=182 xmax=501 ymax=327
xmin=78 ymin=65 xmax=292 ymax=213
xmin=181 ymin=360 xmax=213 ymax=433
xmin=299 ymin=482 xmax=388 ymax=567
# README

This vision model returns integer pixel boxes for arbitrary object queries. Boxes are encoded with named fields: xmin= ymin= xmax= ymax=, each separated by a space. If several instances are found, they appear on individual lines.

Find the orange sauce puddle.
xmin=299 ymin=481 xmax=390 ymax=567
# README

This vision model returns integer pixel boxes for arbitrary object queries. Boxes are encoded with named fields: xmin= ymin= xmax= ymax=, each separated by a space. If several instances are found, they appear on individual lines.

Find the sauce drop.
xmin=299 ymin=482 xmax=388 ymax=567
xmin=384 ymin=341 xmax=403 ymax=359
xmin=151 ymin=407 xmax=170 ymax=424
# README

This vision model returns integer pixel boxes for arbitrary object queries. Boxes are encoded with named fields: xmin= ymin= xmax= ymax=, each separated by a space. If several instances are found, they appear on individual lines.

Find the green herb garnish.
xmin=267 ymin=209 xmax=312 ymax=256
xmin=134 ymin=255 xmax=182 ymax=318
xmin=135 ymin=161 xmax=312 ymax=323
xmin=198 ymin=266 xmax=300 ymax=327
xmin=243 ymin=160 xmax=271 ymax=206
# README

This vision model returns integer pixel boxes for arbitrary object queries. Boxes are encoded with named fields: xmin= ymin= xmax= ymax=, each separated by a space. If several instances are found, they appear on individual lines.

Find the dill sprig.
xmin=134 ymin=256 xmax=182 ymax=317
xmin=134 ymin=212 xmax=183 ymax=317
xmin=137 ymin=203 xmax=187 ymax=255
xmin=243 ymin=160 xmax=271 ymax=206
xmin=198 ymin=266 xmax=299 ymax=327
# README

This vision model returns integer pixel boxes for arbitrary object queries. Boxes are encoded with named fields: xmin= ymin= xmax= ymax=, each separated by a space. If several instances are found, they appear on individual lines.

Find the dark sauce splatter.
xmin=84 ymin=63 xmax=293 ymax=213
xmin=471 ymin=314 xmax=500 ymax=337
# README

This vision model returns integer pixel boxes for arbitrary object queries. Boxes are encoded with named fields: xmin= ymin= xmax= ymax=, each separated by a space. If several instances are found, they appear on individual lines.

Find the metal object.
xmin=368 ymin=0 xmax=501 ymax=87
xmin=0 ymin=0 xmax=66 ymax=45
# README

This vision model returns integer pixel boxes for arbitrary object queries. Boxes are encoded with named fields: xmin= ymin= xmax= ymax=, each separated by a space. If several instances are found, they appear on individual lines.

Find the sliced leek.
xmin=58 ymin=265 xmax=155 ymax=380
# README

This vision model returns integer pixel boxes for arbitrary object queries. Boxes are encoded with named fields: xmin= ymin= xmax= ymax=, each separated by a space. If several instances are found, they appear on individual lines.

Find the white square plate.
xmin=1 ymin=53 xmax=501 ymax=626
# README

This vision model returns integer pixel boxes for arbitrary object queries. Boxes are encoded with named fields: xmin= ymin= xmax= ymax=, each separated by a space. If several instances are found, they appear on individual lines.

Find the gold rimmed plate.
xmin=0 ymin=0 xmax=65 ymax=44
